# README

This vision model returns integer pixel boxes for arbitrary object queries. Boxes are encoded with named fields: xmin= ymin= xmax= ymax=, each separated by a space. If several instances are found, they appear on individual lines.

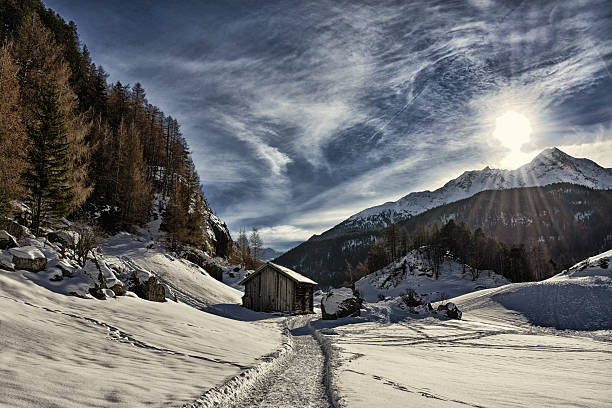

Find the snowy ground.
xmin=314 ymin=251 xmax=612 ymax=407
xmin=0 ymin=234 xmax=284 ymax=408
xmin=3 ymin=230 xmax=611 ymax=407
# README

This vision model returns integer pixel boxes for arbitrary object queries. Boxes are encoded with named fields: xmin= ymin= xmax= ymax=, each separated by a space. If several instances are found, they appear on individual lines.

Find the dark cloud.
xmin=46 ymin=0 xmax=612 ymax=250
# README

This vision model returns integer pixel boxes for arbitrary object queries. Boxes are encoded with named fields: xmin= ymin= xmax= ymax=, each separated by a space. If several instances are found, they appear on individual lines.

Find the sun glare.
xmin=493 ymin=110 xmax=533 ymax=168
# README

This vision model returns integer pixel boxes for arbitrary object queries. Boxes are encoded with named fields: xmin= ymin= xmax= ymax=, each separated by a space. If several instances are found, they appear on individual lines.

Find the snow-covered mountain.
xmin=337 ymin=148 xmax=612 ymax=233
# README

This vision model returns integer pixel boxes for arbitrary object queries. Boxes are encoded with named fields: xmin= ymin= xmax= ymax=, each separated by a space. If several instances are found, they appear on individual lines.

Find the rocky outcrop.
xmin=9 ymin=246 xmax=47 ymax=272
xmin=181 ymin=248 xmax=224 ymax=282
xmin=321 ymin=288 xmax=363 ymax=320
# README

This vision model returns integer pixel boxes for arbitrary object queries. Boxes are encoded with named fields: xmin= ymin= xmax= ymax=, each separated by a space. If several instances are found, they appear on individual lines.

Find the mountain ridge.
xmin=315 ymin=147 xmax=612 ymax=239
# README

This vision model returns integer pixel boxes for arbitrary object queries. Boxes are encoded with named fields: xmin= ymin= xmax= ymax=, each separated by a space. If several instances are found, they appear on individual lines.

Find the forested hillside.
xmin=276 ymin=183 xmax=612 ymax=287
xmin=0 ymin=1 xmax=231 ymax=257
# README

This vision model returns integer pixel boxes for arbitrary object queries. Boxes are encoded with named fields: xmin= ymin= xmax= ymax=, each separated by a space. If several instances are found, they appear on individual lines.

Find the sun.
xmin=493 ymin=111 xmax=533 ymax=168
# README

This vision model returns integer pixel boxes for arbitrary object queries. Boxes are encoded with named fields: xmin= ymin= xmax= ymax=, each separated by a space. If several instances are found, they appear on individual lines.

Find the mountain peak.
xmin=531 ymin=147 xmax=571 ymax=162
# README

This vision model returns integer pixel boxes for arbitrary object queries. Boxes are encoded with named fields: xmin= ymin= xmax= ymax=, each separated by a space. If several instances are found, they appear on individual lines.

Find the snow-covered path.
xmin=235 ymin=323 xmax=331 ymax=408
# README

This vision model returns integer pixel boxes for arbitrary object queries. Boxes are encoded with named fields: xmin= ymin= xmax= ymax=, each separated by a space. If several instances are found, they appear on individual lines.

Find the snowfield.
xmin=0 ymin=234 xmax=283 ymax=408
xmin=314 ymin=249 xmax=612 ymax=407
xmin=2 ymin=229 xmax=611 ymax=408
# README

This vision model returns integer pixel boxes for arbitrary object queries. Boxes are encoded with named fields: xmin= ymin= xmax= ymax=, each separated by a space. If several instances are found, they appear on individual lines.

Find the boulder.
xmin=131 ymin=275 xmax=167 ymax=302
xmin=321 ymin=287 xmax=363 ymax=320
xmin=0 ymin=230 xmax=18 ymax=250
xmin=0 ymin=218 xmax=30 ymax=240
xmin=9 ymin=246 xmax=47 ymax=272
xmin=437 ymin=302 xmax=462 ymax=320
xmin=47 ymin=230 xmax=80 ymax=248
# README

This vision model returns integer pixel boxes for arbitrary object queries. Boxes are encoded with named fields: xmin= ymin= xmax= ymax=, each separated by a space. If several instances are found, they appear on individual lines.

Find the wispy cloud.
xmin=47 ymin=0 xmax=612 ymax=249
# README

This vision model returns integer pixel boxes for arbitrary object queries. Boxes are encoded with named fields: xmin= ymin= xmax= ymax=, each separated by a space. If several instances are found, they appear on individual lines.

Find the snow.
xmin=312 ymin=249 xmax=612 ymax=407
xmin=0 ymin=232 xmax=285 ymax=408
xmin=343 ymin=147 xmax=612 ymax=230
xmin=321 ymin=288 xmax=355 ymax=315
xmin=489 ymin=248 xmax=612 ymax=330
xmin=356 ymin=248 xmax=510 ymax=305
xmin=8 ymin=245 xmax=45 ymax=260
xmin=241 ymin=262 xmax=317 ymax=285
xmin=100 ymin=233 xmax=242 ymax=306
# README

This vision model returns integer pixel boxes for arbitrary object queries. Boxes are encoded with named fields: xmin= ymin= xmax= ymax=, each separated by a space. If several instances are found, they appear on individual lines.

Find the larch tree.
xmin=0 ymin=42 xmax=29 ymax=213
xmin=14 ymin=13 xmax=91 ymax=231
xmin=116 ymin=120 xmax=152 ymax=226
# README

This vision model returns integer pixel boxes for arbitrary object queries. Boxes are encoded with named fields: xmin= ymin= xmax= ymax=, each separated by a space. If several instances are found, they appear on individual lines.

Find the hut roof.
xmin=239 ymin=262 xmax=317 ymax=285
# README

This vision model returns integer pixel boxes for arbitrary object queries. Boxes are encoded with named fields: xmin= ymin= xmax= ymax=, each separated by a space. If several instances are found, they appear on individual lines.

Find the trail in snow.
xmin=234 ymin=323 xmax=331 ymax=408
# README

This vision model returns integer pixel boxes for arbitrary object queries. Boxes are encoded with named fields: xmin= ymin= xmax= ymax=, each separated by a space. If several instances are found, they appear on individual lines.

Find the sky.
xmin=45 ymin=0 xmax=612 ymax=250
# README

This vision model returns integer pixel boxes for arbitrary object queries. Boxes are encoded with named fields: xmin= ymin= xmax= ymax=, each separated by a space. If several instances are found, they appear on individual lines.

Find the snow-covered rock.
xmin=47 ymin=230 xmax=80 ymax=248
xmin=437 ymin=302 xmax=462 ymax=319
xmin=0 ymin=230 xmax=18 ymax=249
xmin=321 ymin=287 xmax=363 ymax=319
xmin=0 ymin=250 xmax=14 ymax=271
xmin=9 ymin=246 xmax=47 ymax=272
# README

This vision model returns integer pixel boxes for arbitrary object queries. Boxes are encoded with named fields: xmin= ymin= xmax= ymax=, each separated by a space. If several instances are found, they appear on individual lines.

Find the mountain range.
xmin=276 ymin=148 xmax=612 ymax=286
xmin=320 ymin=148 xmax=612 ymax=238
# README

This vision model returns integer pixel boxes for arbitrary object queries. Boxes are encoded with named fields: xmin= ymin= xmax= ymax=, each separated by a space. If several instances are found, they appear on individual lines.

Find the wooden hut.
xmin=240 ymin=262 xmax=317 ymax=314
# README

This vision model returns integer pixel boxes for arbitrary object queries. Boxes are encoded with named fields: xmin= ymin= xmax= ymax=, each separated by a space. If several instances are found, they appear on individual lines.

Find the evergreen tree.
xmin=23 ymin=83 xmax=73 ymax=234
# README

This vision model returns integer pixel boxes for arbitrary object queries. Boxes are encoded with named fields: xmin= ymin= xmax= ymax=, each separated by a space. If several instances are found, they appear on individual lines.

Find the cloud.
xmin=46 ymin=0 xmax=612 ymax=250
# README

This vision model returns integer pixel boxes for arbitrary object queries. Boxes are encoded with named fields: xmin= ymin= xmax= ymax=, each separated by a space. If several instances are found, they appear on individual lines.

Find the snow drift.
xmin=491 ymin=249 xmax=612 ymax=330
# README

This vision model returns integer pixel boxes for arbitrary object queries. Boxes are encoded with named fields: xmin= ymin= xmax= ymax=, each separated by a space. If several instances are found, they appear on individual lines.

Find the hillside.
xmin=356 ymin=248 xmax=510 ymax=305
xmin=0 ymin=231 xmax=282 ymax=407
xmin=277 ymin=183 xmax=612 ymax=286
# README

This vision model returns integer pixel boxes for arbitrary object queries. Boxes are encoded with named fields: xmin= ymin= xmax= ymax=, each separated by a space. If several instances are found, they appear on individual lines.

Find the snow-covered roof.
xmin=240 ymin=262 xmax=317 ymax=285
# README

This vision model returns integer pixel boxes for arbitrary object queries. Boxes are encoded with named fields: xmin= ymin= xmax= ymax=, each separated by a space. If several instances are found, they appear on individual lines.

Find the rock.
xmin=0 ymin=218 xmax=30 ymax=240
xmin=9 ymin=246 xmax=47 ymax=272
xmin=181 ymin=248 xmax=223 ymax=282
xmin=131 ymin=275 xmax=167 ymax=302
xmin=401 ymin=288 xmax=423 ymax=307
xmin=47 ymin=230 xmax=80 ymax=248
xmin=437 ymin=302 xmax=462 ymax=320
xmin=110 ymin=283 xmax=125 ymax=296
xmin=0 ymin=230 xmax=18 ymax=250
xmin=321 ymin=287 xmax=363 ymax=320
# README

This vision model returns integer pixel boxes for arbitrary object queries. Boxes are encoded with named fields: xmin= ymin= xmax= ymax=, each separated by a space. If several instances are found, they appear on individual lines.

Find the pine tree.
xmin=23 ymin=83 xmax=73 ymax=234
